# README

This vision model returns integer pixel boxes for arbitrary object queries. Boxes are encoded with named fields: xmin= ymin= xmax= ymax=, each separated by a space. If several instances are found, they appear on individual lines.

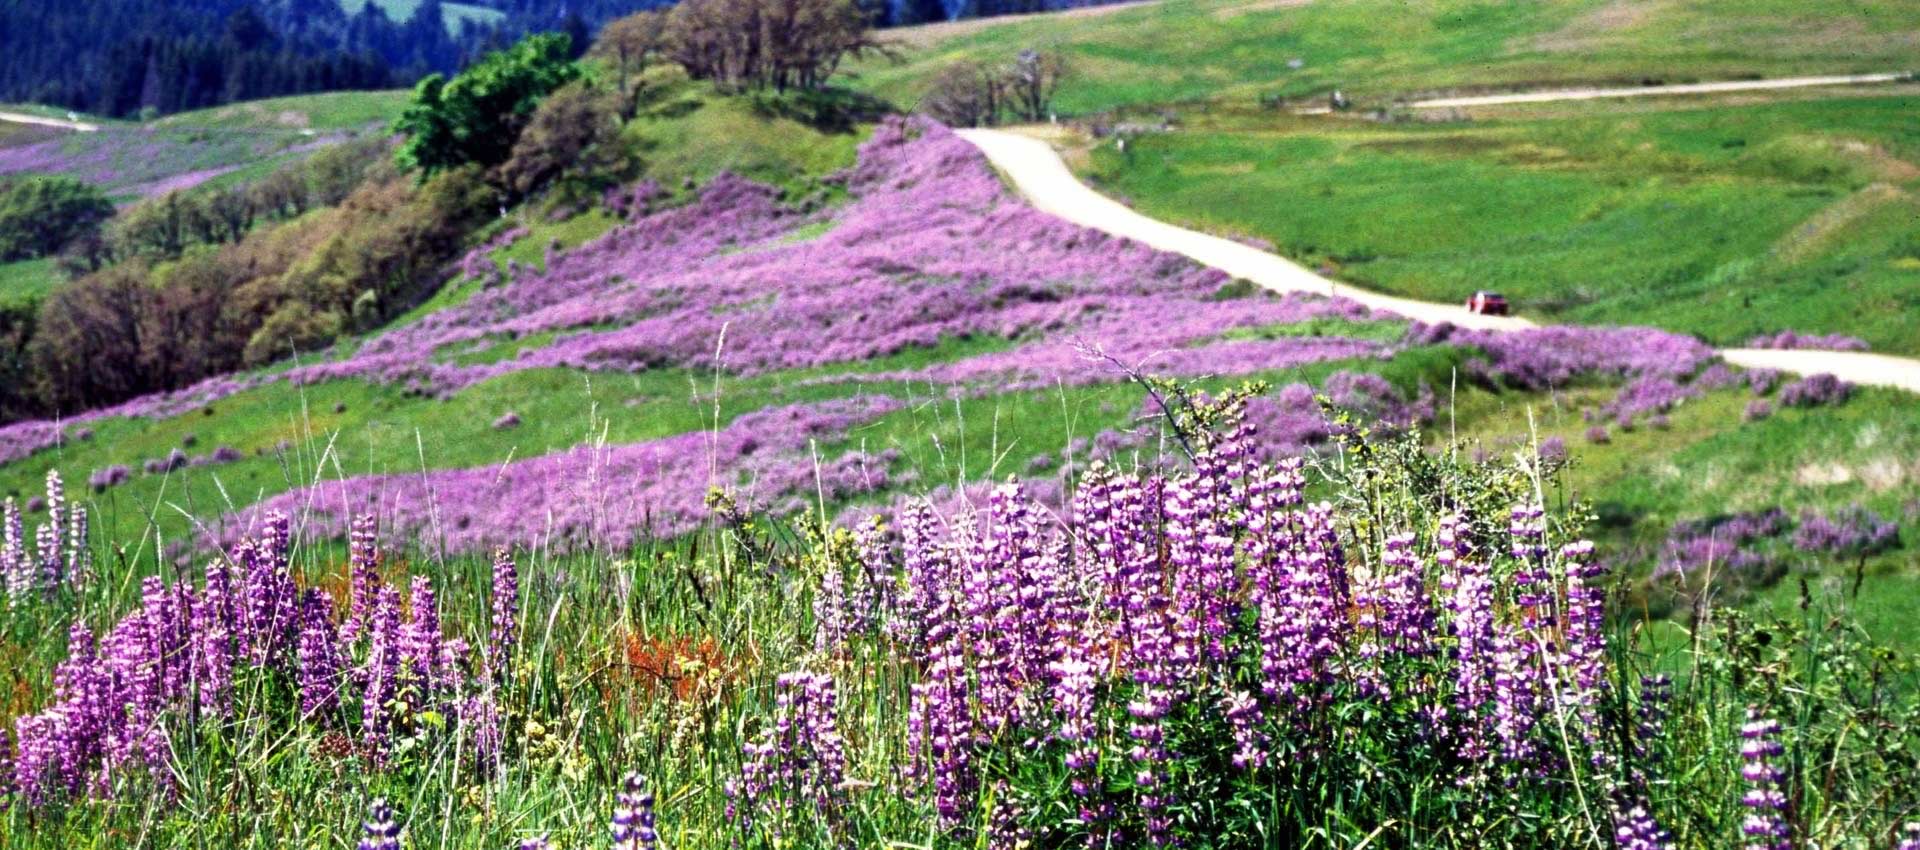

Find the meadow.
xmin=1078 ymin=92 xmax=1920 ymax=353
xmin=0 ymin=5 xmax=1914 ymax=845
xmin=847 ymin=0 xmax=1920 ymax=116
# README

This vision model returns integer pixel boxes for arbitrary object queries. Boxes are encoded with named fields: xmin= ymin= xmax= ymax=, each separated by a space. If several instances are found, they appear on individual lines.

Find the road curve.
xmin=0 ymin=110 xmax=100 ymax=132
xmin=956 ymin=128 xmax=1920 ymax=395
xmin=1406 ymin=72 xmax=1909 ymax=109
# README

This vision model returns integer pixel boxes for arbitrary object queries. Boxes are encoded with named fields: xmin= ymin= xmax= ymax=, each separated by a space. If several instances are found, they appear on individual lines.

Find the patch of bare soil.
xmin=1530 ymin=0 xmax=1664 ymax=53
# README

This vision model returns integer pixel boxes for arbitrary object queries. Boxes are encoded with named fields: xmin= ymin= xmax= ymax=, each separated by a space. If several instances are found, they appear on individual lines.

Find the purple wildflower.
xmin=358 ymin=798 xmax=401 ymax=850
xmin=612 ymin=772 xmax=658 ymax=850
xmin=489 ymin=547 xmax=518 ymax=679
xmin=296 ymin=589 xmax=346 ymax=721
xmin=1739 ymin=708 xmax=1791 ymax=850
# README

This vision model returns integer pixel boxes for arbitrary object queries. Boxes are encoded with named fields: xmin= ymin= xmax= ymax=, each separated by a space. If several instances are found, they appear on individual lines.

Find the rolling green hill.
xmin=850 ymin=0 xmax=1918 ymax=114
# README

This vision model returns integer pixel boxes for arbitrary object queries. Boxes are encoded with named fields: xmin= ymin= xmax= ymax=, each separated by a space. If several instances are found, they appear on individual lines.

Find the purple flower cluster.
xmin=4 ymin=513 xmax=513 ymax=804
xmin=88 ymin=464 xmax=132 ymax=492
xmin=727 ymin=670 xmax=850 ymax=837
xmin=1779 ymin=373 xmax=1854 ymax=408
xmin=1600 ymin=375 xmax=1699 ymax=427
xmin=1738 ymin=708 xmax=1791 ymax=850
xmin=2 ymin=471 xmax=89 ymax=606
xmin=217 ymin=397 xmax=901 ymax=557
xmin=1654 ymin=509 xmax=1789 ymax=579
xmin=1745 ymin=331 xmax=1869 ymax=352
xmin=1407 ymin=322 xmax=1716 ymax=391
xmin=849 ymin=414 xmax=1614 ymax=844
xmin=612 ymin=772 xmax=658 ymax=850
xmin=1793 ymin=505 xmax=1899 ymax=557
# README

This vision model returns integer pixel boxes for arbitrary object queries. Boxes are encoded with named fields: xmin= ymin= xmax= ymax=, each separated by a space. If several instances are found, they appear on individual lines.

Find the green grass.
xmin=852 ymin=0 xmax=1919 ymax=115
xmin=1080 ymin=93 xmax=1920 ymax=352
xmin=624 ymin=81 xmax=871 ymax=199
xmin=0 ymin=257 xmax=63 ymax=306
xmin=153 ymin=90 xmax=410 ymax=132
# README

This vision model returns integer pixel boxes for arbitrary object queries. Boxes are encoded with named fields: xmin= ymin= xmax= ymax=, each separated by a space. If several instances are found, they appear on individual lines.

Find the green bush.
xmin=0 ymin=176 xmax=113 ymax=261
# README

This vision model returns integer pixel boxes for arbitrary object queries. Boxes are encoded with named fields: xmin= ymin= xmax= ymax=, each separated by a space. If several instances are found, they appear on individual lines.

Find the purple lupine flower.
xmin=296 ymin=589 xmax=346 ymax=721
xmin=34 ymin=524 xmax=60 ymax=596
xmin=611 ymin=771 xmax=658 ymax=850
xmin=195 ymin=560 xmax=237 ymax=718
xmin=727 ymin=671 xmax=849 ymax=835
xmin=1614 ymin=804 xmax=1676 ymax=850
xmin=1896 ymin=822 xmax=1919 ymax=850
xmin=1437 ymin=514 xmax=1497 ymax=760
xmin=518 ymin=838 xmax=551 ymax=850
xmin=361 ymin=585 xmax=402 ymax=758
xmin=813 ymin=549 xmax=854 ymax=655
xmin=358 ymin=798 xmax=401 ymax=850
xmin=1739 ymin=707 xmax=1791 ymax=850
xmin=1635 ymin=675 xmax=1673 ymax=771
xmin=64 ymin=505 xmax=89 ymax=590
xmin=489 ymin=547 xmax=518 ymax=680
xmin=2 ymin=497 xmax=25 ymax=606
xmin=1559 ymin=540 xmax=1609 ymax=742
xmin=400 ymin=576 xmax=443 ymax=693
xmin=1165 ymin=455 xmax=1240 ymax=675
xmin=1049 ymin=652 xmax=1103 ymax=807
xmin=342 ymin=515 xmax=381 ymax=642
xmin=986 ymin=781 xmax=1032 ymax=849
xmin=0 ymin=727 xmax=12 ymax=811
xmin=1222 ymin=689 xmax=1266 ymax=771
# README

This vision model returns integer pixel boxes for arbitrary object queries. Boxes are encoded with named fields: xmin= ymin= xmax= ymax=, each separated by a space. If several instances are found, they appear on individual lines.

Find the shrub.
xmin=393 ymin=34 xmax=583 ymax=178
xmin=0 ymin=175 xmax=114 ymax=261
xmin=1780 ymin=373 xmax=1853 ymax=408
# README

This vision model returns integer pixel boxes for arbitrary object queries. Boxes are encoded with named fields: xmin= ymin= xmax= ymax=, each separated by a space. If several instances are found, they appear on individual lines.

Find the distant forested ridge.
xmin=0 ymin=0 xmax=1128 ymax=119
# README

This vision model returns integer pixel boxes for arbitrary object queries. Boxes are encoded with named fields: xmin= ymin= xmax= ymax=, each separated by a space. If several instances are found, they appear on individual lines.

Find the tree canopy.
xmin=392 ymin=33 xmax=583 ymax=178
xmin=0 ymin=176 xmax=115 ymax=262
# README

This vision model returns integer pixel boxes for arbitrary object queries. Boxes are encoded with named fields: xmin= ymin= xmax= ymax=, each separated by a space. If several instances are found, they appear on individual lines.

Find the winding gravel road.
xmin=0 ymin=110 xmax=100 ymax=132
xmin=1405 ymin=72 xmax=1910 ymax=109
xmin=957 ymin=128 xmax=1920 ymax=395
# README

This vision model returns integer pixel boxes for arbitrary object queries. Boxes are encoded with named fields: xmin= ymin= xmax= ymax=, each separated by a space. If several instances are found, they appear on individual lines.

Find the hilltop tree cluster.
xmin=921 ymin=48 xmax=1068 ymax=126
xmin=594 ymin=0 xmax=885 ymax=94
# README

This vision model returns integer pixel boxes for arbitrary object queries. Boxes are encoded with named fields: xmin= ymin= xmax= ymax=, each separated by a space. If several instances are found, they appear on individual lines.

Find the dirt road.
xmin=1405 ymin=72 xmax=1909 ymax=109
xmin=0 ymin=110 xmax=100 ymax=132
xmin=956 ymin=128 xmax=1920 ymax=395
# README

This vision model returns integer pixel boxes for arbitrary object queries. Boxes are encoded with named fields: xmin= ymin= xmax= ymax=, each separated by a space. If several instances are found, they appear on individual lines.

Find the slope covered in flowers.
xmin=0 ymin=405 xmax=1913 ymax=848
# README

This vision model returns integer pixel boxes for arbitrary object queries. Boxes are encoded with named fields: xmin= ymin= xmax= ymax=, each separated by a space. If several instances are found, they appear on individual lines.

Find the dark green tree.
xmin=391 ymin=33 xmax=581 ymax=178
xmin=0 ymin=176 xmax=115 ymax=261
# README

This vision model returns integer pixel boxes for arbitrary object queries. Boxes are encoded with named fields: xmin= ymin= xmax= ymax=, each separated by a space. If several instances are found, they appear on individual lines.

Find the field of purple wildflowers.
xmin=0 ymin=94 xmax=1914 ymax=848
xmin=0 ymin=399 xmax=1913 ymax=847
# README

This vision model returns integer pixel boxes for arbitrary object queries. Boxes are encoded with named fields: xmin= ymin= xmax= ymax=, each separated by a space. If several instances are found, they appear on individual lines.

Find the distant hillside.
xmin=851 ymin=0 xmax=1920 ymax=114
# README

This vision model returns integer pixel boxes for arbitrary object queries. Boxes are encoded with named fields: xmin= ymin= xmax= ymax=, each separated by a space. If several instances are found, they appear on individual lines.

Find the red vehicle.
xmin=1466 ymin=291 xmax=1510 ymax=315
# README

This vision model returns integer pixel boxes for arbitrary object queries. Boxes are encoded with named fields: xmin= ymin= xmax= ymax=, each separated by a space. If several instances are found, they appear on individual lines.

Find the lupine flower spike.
xmin=358 ymin=798 xmax=401 ymax=850
xmin=1738 ymin=707 xmax=1791 ymax=850
xmin=612 ymin=771 xmax=658 ymax=850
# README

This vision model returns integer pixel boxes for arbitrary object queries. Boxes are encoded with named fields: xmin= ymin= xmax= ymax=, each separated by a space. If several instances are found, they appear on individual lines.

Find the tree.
xmin=1007 ymin=48 xmax=1065 ymax=122
xmin=589 ymin=10 xmax=668 ymax=117
xmin=921 ymin=60 xmax=1004 ymax=128
xmin=0 ymin=177 xmax=115 ymax=261
xmin=661 ymin=0 xmax=882 ymax=92
xmin=392 ymin=33 xmax=581 ymax=178
xmin=496 ymin=81 xmax=626 ymax=200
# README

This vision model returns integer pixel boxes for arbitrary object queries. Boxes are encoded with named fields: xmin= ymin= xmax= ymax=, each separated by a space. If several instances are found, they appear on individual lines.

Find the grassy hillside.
xmin=1080 ymin=92 xmax=1920 ymax=352
xmin=0 ymin=20 xmax=1915 ymax=848
xmin=852 ymin=0 xmax=1919 ymax=113
xmin=151 ymin=89 xmax=410 ymax=132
